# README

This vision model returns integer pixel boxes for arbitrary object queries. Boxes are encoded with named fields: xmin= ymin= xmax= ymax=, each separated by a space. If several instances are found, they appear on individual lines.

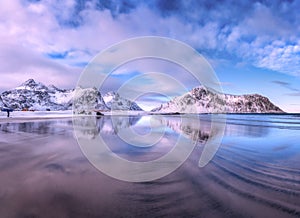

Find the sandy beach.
xmin=0 ymin=114 xmax=300 ymax=217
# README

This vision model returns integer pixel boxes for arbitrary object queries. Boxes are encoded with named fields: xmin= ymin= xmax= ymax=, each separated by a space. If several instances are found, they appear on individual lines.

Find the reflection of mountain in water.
xmin=154 ymin=115 xmax=211 ymax=143
xmin=110 ymin=116 xmax=141 ymax=134
xmin=149 ymin=115 xmax=270 ymax=141
xmin=73 ymin=115 xmax=141 ymax=139
xmin=156 ymin=115 xmax=271 ymax=139
xmin=0 ymin=120 xmax=73 ymax=136
xmin=73 ymin=116 xmax=103 ymax=140
xmin=73 ymin=115 xmax=211 ymax=143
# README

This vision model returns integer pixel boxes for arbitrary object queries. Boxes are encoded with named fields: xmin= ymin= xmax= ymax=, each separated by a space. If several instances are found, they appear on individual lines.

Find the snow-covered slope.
xmin=152 ymin=86 xmax=284 ymax=113
xmin=0 ymin=80 xmax=283 ymax=113
xmin=0 ymin=79 xmax=75 ymax=111
xmin=73 ymin=87 xmax=108 ymax=114
xmin=0 ymin=79 xmax=143 ymax=112
xmin=103 ymin=91 xmax=143 ymax=111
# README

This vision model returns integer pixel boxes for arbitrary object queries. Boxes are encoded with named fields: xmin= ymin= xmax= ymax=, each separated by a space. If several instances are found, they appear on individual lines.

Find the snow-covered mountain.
xmin=0 ymin=79 xmax=143 ymax=112
xmin=73 ymin=87 xmax=108 ymax=114
xmin=152 ymin=86 xmax=284 ymax=113
xmin=0 ymin=80 xmax=283 ymax=113
xmin=103 ymin=91 xmax=143 ymax=111
xmin=0 ymin=79 xmax=73 ymax=111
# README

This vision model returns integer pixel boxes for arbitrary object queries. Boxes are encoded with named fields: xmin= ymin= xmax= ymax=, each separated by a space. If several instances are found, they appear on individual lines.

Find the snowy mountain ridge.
xmin=1 ymin=80 xmax=284 ymax=113
xmin=103 ymin=91 xmax=143 ymax=111
xmin=152 ymin=86 xmax=284 ymax=113
xmin=0 ymin=79 xmax=143 ymax=112
xmin=1 ymin=79 xmax=71 ymax=111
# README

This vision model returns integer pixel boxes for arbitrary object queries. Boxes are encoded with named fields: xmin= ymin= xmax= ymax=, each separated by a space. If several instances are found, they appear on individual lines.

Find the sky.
xmin=0 ymin=0 xmax=300 ymax=112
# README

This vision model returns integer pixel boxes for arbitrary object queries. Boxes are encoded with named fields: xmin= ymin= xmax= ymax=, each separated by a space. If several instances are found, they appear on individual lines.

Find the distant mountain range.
xmin=152 ymin=86 xmax=284 ymax=113
xmin=0 ymin=79 xmax=143 ymax=112
xmin=0 ymin=79 xmax=284 ymax=113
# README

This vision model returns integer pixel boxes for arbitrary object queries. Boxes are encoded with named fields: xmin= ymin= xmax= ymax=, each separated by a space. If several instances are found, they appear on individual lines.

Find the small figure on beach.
xmin=0 ymin=96 xmax=13 ymax=117
xmin=1 ymin=107 xmax=13 ymax=118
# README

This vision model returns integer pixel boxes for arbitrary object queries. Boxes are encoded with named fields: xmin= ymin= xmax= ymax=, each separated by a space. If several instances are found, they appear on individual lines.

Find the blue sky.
xmin=0 ymin=0 xmax=299 ymax=112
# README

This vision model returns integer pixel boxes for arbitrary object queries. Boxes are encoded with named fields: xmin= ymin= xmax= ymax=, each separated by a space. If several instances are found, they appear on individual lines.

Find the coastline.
xmin=1 ymin=110 xmax=298 ymax=124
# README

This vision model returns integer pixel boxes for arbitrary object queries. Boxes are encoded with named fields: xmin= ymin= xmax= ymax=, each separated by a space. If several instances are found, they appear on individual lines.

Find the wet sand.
xmin=0 ymin=115 xmax=300 ymax=217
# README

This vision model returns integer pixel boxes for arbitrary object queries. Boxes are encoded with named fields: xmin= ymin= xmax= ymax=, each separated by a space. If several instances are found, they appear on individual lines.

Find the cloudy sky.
xmin=0 ymin=0 xmax=300 ymax=112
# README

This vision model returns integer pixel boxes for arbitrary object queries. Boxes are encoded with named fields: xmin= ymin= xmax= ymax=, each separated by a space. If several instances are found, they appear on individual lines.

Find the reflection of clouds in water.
xmin=0 ymin=122 xmax=101 ymax=217
xmin=225 ymin=123 xmax=269 ymax=138
xmin=44 ymin=163 xmax=68 ymax=173
xmin=0 ymin=140 xmax=122 ymax=217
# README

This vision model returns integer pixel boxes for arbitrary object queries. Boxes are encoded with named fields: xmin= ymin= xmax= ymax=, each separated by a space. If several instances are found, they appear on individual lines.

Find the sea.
xmin=0 ymin=114 xmax=299 ymax=217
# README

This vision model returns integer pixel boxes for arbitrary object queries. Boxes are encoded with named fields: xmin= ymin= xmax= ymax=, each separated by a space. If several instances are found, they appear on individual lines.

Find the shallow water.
xmin=0 ymin=114 xmax=299 ymax=217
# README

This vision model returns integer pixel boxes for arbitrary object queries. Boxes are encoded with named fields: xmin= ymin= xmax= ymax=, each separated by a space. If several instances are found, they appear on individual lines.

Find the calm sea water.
xmin=0 ymin=114 xmax=299 ymax=218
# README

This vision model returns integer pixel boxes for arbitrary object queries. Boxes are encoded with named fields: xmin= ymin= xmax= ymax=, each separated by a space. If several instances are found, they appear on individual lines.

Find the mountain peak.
xmin=17 ymin=79 xmax=48 ymax=92
xmin=23 ymin=78 xmax=37 ymax=85
xmin=48 ymin=84 xmax=64 ymax=92
xmin=103 ymin=91 xmax=143 ymax=111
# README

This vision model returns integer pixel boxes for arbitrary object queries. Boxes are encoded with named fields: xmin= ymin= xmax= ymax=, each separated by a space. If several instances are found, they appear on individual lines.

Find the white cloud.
xmin=0 ymin=0 xmax=300 ymax=94
xmin=256 ymin=42 xmax=300 ymax=76
xmin=220 ymin=2 xmax=300 ymax=77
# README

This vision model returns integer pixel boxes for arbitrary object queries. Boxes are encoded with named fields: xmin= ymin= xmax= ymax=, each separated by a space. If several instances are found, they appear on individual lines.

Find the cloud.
xmin=272 ymin=80 xmax=299 ymax=92
xmin=94 ymin=48 xmax=204 ymax=98
xmin=286 ymin=92 xmax=300 ymax=97
xmin=0 ymin=0 xmax=82 ymax=91
xmin=214 ymin=81 xmax=234 ymax=87
xmin=272 ymin=80 xmax=300 ymax=97
xmin=1 ymin=0 xmax=300 ymax=94
xmin=0 ymin=42 xmax=81 ymax=92
xmin=222 ymin=2 xmax=300 ymax=76
xmin=256 ymin=42 xmax=300 ymax=77
xmin=272 ymin=80 xmax=290 ymax=86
